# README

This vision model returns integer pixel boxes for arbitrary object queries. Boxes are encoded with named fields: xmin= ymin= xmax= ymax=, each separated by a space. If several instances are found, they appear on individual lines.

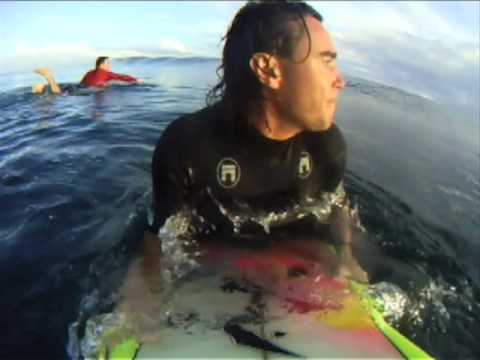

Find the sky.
xmin=1 ymin=1 xmax=479 ymax=112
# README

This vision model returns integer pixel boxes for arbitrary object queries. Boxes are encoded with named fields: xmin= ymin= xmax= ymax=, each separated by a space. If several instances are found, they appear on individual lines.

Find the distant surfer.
xmin=144 ymin=1 xmax=368 ymax=287
xmin=32 ymin=56 xmax=138 ymax=94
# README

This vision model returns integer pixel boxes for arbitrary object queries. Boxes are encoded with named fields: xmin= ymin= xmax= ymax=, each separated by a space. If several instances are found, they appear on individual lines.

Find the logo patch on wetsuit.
xmin=217 ymin=158 xmax=241 ymax=188
xmin=298 ymin=151 xmax=313 ymax=179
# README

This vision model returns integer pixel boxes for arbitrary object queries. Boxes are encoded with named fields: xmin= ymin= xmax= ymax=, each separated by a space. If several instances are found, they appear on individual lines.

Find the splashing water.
xmin=66 ymin=201 xmax=421 ymax=359
xmin=402 ymin=276 xmax=477 ymax=339
xmin=368 ymin=282 xmax=410 ymax=325
xmin=205 ymin=182 xmax=362 ymax=236
xmin=158 ymin=211 xmax=202 ymax=284
xmin=68 ymin=312 xmax=133 ymax=360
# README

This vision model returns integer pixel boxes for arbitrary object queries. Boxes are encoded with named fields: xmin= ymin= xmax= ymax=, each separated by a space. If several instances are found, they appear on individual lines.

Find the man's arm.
xmin=329 ymin=195 xmax=369 ymax=283
xmin=107 ymin=71 xmax=138 ymax=83
xmin=316 ymin=125 xmax=368 ymax=282
xmin=141 ymin=229 xmax=163 ymax=292
xmin=142 ymin=119 xmax=188 ymax=291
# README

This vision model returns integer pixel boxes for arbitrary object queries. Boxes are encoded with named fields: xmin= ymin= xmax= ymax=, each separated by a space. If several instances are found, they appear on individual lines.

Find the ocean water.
xmin=0 ymin=57 xmax=479 ymax=359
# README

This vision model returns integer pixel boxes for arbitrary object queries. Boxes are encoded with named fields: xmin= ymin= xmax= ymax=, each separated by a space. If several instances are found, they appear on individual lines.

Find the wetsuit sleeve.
xmin=107 ymin=72 xmax=137 ymax=83
xmin=326 ymin=125 xmax=349 ymax=208
xmin=321 ymin=124 xmax=347 ymax=193
xmin=150 ymin=121 xmax=188 ymax=233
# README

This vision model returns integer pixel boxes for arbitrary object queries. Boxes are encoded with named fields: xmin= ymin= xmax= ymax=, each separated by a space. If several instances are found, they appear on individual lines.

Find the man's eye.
xmin=322 ymin=57 xmax=336 ymax=68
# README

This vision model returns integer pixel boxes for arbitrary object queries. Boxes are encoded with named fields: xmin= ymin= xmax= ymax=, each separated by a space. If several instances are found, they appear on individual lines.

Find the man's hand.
xmin=336 ymin=244 xmax=369 ymax=283
xmin=116 ymin=252 xmax=164 ymax=344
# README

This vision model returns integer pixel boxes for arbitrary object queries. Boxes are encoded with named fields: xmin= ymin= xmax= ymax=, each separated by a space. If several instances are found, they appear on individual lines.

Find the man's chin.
xmin=308 ymin=119 xmax=334 ymax=132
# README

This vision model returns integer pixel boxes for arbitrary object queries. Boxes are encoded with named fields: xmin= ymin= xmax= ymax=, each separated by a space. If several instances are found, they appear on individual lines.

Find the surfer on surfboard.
xmin=32 ymin=56 xmax=138 ymax=95
xmin=143 ymin=0 xmax=368 ymax=291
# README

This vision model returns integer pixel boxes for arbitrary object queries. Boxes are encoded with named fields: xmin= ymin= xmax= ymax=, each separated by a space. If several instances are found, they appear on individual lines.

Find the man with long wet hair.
xmin=144 ymin=0 xmax=367 ymax=288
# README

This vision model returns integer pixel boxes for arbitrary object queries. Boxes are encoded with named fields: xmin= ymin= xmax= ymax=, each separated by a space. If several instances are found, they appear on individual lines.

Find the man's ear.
xmin=249 ymin=52 xmax=282 ymax=89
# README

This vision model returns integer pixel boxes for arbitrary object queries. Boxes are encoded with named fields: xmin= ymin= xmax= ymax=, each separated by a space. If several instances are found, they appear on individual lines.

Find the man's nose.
xmin=334 ymin=71 xmax=346 ymax=90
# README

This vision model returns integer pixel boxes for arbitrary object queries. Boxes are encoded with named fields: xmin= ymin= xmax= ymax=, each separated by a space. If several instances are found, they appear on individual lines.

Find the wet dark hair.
xmin=96 ymin=56 xmax=109 ymax=69
xmin=206 ymin=0 xmax=323 ymax=126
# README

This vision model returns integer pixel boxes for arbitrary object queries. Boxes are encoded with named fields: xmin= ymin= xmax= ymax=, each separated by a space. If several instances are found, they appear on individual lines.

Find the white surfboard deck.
xmin=135 ymin=267 xmax=402 ymax=359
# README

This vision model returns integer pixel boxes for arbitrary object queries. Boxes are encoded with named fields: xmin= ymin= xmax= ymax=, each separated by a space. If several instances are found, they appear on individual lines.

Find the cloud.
xmin=211 ymin=1 xmax=244 ymax=15
xmin=310 ymin=1 xmax=479 ymax=112
xmin=336 ymin=30 xmax=479 ymax=107
xmin=0 ymin=40 xmax=96 ymax=71
xmin=3 ymin=38 xmax=195 ymax=71
xmin=15 ymin=40 xmax=97 ymax=58
xmin=13 ymin=39 xmax=184 ymax=60
xmin=315 ymin=1 xmax=477 ymax=44
xmin=157 ymin=39 xmax=189 ymax=55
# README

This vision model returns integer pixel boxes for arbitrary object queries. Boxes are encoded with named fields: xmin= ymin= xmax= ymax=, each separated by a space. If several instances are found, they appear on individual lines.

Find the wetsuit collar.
xmin=244 ymin=122 xmax=301 ymax=146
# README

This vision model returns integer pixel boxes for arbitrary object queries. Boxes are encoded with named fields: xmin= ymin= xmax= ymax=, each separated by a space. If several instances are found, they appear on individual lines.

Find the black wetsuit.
xmin=42 ymin=83 xmax=83 ymax=95
xmin=151 ymin=103 xmax=347 ymax=240
xmin=61 ymin=84 xmax=82 ymax=93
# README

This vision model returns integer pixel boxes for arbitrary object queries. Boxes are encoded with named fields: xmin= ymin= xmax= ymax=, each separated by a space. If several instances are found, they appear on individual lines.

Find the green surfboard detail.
xmin=99 ymin=338 xmax=140 ymax=360
xmin=350 ymin=281 xmax=434 ymax=360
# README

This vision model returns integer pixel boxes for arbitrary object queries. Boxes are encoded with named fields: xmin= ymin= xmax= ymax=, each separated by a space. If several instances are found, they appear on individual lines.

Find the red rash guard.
xmin=80 ymin=68 xmax=137 ymax=87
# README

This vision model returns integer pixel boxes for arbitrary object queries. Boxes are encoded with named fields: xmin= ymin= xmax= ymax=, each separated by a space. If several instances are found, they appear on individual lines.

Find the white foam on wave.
xmin=437 ymin=185 xmax=475 ymax=203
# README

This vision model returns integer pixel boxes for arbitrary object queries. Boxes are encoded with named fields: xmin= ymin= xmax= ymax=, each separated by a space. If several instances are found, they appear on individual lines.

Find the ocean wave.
xmin=116 ymin=55 xmax=220 ymax=65
xmin=437 ymin=185 xmax=476 ymax=203
xmin=345 ymin=75 xmax=431 ymax=108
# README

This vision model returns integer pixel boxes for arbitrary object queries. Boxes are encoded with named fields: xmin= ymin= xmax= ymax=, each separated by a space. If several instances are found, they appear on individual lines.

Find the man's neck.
xmin=250 ymin=103 xmax=302 ymax=141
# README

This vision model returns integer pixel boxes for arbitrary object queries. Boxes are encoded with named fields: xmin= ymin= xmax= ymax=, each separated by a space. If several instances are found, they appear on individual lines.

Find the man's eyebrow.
xmin=319 ymin=51 xmax=337 ymax=59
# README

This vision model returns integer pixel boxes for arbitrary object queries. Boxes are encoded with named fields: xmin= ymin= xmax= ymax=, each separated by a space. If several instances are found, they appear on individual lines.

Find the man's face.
xmin=276 ymin=16 xmax=345 ymax=132
xmin=100 ymin=59 xmax=112 ymax=71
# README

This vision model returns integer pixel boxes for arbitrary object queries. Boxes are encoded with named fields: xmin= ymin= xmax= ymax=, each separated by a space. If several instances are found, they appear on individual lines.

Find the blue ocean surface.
xmin=0 ymin=57 xmax=479 ymax=359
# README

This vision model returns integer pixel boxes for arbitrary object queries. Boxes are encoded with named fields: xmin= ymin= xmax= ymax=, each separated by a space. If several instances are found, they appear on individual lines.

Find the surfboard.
xmin=108 ymin=239 xmax=424 ymax=359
